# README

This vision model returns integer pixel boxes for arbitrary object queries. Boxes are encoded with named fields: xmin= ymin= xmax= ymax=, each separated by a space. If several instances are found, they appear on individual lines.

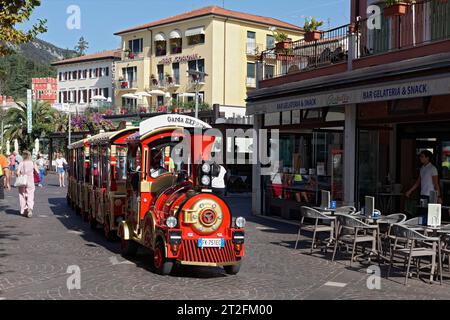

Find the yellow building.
xmin=114 ymin=6 xmax=303 ymax=113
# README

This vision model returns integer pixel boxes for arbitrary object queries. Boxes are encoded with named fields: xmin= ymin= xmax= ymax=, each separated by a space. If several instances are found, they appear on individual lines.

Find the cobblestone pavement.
xmin=1 ymin=174 xmax=450 ymax=300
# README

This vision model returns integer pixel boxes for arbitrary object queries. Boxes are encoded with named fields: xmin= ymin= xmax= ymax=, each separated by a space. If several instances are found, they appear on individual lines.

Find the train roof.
xmin=137 ymin=114 xmax=212 ymax=140
xmin=68 ymin=138 xmax=90 ymax=150
xmin=88 ymin=127 xmax=137 ymax=145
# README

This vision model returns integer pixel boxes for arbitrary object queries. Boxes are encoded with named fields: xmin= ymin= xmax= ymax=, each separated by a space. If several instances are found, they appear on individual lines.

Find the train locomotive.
xmin=118 ymin=114 xmax=246 ymax=275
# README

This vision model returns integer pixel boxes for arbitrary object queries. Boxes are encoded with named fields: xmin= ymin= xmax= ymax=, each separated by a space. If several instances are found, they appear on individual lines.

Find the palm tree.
xmin=4 ymin=100 xmax=56 ymax=150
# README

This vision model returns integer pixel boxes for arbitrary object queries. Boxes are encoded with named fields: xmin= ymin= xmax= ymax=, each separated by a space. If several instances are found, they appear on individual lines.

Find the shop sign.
xmin=247 ymin=74 xmax=450 ymax=115
xmin=158 ymin=54 xmax=200 ymax=65
xmin=139 ymin=114 xmax=211 ymax=136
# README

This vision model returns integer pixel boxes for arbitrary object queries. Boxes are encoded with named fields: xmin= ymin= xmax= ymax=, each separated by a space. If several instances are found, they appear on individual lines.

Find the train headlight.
xmin=201 ymin=175 xmax=211 ymax=186
xmin=166 ymin=216 xmax=178 ymax=229
xmin=201 ymin=163 xmax=211 ymax=174
xmin=235 ymin=217 xmax=246 ymax=228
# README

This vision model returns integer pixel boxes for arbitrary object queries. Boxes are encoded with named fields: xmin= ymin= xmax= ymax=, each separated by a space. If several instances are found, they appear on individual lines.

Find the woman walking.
xmin=17 ymin=151 xmax=38 ymax=218
xmin=36 ymin=154 xmax=45 ymax=187
xmin=55 ymin=153 xmax=68 ymax=188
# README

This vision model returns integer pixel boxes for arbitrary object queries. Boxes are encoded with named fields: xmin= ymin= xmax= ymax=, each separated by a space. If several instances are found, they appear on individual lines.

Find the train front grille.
xmin=181 ymin=240 xmax=237 ymax=264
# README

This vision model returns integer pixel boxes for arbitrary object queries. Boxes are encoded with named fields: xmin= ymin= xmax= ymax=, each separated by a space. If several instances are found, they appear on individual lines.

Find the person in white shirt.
xmin=212 ymin=164 xmax=227 ymax=197
xmin=406 ymin=150 xmax=441 ymax=204
xmin=55 ymin=153 xmax=68 ymax=188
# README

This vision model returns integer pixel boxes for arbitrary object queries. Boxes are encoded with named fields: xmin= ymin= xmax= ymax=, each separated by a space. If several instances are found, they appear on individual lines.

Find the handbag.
xmin=14 ymin=175 xmax=28 ymax=187
xmin=34 ymin=170 xmax=39 ymax=184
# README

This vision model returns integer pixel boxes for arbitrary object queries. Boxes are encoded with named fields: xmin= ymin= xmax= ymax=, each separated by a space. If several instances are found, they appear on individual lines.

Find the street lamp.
xmin=187 ymin=69 xmax=208 ymax=119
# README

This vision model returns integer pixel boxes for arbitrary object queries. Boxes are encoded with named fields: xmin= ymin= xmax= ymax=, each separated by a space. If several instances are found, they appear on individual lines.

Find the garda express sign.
xmin=139 ymin=114 xmax=212 ymax=136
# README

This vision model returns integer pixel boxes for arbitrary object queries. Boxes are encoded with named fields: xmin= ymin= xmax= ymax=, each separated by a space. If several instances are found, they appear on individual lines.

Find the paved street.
xmin=1 ymin=174 xmax=450 ymax=300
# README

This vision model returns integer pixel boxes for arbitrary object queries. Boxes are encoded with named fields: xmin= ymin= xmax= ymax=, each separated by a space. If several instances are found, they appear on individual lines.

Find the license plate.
xmin=198 ymin=238 xmax=225 ymax=248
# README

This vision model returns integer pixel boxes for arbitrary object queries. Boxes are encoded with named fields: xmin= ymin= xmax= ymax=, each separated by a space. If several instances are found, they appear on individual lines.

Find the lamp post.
xmin=187 ymin=69 xmax=208 ymax=119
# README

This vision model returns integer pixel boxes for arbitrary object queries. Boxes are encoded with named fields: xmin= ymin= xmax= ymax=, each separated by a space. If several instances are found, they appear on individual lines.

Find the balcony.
xmin=259 ymin=0 xmax=450 ymax=82
xmin=121 ymin=51 xmax=145 ymax=61
xmin=246 ymin=42 xmax=262 ymax=56
xmin=187 ymin=74 xmax=206 ymax=87
xmin=259 ymin=24 xmax=350 ymax=80
xmin=116 ymin=80 xmax=137 ymax=90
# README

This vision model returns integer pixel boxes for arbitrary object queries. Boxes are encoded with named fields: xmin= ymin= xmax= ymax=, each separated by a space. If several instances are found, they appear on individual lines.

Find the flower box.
xmin=304 ymin=30 xmax=321 ymax=42
xmin=275 ymin=41 xmax=290 ymax=51
xmin=384 ymin=3 xmax=408 ymax=17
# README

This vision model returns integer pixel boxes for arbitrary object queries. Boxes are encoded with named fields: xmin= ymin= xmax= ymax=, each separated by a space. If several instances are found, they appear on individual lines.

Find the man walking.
xmin=406 ymin=150 xmax=442 ymax=204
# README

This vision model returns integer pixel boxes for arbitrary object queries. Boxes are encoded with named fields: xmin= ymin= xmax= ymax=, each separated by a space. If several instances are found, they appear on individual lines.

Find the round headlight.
xmin=166 ymin=216 xmax=177 ymax=228
xmin=235 ymin=217 xmax=246 ymax=228
xmin=201 ymin=175 xmax=211 ymax=186
xmin=201 ymin=163 xmax=211 ymax=174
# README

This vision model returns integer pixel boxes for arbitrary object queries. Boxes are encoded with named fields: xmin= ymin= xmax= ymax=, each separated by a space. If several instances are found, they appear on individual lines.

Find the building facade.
xmin=247 ymin=0 xmax=450 ymax=219
xmin=51 ymin=50 xmax=121 ymax=113
xmin=114 ymin=6 xmax=303 ymax=114
xmin=32 ymin=78 xmax=57 ymax=104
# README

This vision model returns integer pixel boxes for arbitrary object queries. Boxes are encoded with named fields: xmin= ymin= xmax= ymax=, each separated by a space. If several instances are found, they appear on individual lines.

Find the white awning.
xmin=148 ymin=89 xmax=166 ymax=96
xmin=122 ymin=93 xmax=138 ymax=99
xmin=154 ymin=32 xmax=166 ymax=42
xmin=185 ymin=26 xmax=205 ymax=37
xmin=169 ymin=29 xmax=182 ymax=39
xmin=178 ymin=93 xmax=196 ymax=98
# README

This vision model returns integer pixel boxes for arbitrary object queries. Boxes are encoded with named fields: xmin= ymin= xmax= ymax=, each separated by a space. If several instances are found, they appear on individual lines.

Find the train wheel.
xmin=120 ymin=238 xmax=138 ymax=257
xmin=103 ymin=216 xmax=116 ymax=242
xmin=224 ymin=260 xmax=242 ymax=275
xmin=89 ymin=212 xmax=97 ymax=229
xmin=153 ymin=241 xmax=173 ymax=276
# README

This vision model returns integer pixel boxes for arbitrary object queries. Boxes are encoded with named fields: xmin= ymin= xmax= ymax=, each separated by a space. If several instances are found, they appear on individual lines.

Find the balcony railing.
xmin=260 ymin=24 xmax=350 ymax=79
xmin=116 ymin=80 xmax=136 ymax=90
xmin=246 ymin=42 xmax=262 ymax=56
xmin=259 ymin=0 xmax=450 ymax=81
xmin=357 ymin=0 xmax=450 ymax=57
xmin=122 ymin=51 xmax=145 ymax=61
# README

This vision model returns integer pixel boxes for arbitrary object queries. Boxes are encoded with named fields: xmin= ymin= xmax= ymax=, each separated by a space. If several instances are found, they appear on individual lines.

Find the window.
xmin=247 ymin=63 xmax=256 ymax=87
xmin=247 ymin=31 xmax=256 ymax=54
xmin=187 ymin=34 xmax=205 ymax=45
xmin=103 ymin=88 xmax=109 ymax=99
xmin=128 ymin=38 xmax=143 ymax=53
xmin=155 ymin=41 xmax=167 ymax=56
xmin=266 ymin=34 xmax=275 ymax=50
xmin=157 ymin=65 xmax=164 ymax=83
xmin=105 ymin=67 xmax=109 ymax=77
xmin=170 ymin=38 xmax=182 ymax=54
xmin=122 ymin=66 xmax=137 ymax=87
xmin=188 ymin=59 xmax=205 ymax=82
xmin=265 ymin=64 xmax=274 ymax=79
xmin=172 ymin=63 xmax=180 ymax=84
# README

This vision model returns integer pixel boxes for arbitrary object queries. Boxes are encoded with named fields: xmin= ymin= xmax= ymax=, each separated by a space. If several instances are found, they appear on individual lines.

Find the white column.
xmin=344 ymin=104 xmax=357 ymax=206
xmin=252 ymin=114 xmax=263 ymax=215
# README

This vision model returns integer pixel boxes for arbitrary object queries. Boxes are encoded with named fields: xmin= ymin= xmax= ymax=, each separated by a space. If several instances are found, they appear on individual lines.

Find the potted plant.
xmin=383 ymin=0 xmax=410 ymax=17
xmin=273 ymin=31 xmax=291 ymax=51
xmin=303 ymin=17 xmax=324 ymax=42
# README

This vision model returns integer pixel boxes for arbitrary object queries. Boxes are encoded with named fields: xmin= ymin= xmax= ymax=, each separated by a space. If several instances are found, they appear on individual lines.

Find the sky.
xmin=22 ymin=0 xmax=351 ymax=53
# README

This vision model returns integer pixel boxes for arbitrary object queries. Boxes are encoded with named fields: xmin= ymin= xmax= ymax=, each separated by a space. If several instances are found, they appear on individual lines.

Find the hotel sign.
xmin=247 ymin=74 xmax=450 ymax=115
xmin=158 ymin=54 xmax=200 ymax=65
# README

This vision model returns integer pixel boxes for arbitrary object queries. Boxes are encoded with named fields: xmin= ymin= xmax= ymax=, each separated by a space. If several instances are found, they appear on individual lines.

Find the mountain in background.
xmin=14 ymin=38 xmax=77 ymax=65
xmin=0 ymin=39 xmax=76 ymax=101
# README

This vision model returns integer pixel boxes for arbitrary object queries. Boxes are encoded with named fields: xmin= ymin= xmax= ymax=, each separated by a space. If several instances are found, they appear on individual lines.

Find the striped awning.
xmin=185 ymin=26 xmax=205 ymax=37
xmin=154 ymin=32 xmax=166 ymax=41
xmin=169 ymin=29 xmax=182 ymax=39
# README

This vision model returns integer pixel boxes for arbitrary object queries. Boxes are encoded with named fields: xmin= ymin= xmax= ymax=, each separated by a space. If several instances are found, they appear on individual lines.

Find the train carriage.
xmin=67 ymin=138 xmax=90 ymax=217
xmin=118 ymin=114 xmax=246 ymax=275
xmin=87 ymin=126 xmax=138 ymax=240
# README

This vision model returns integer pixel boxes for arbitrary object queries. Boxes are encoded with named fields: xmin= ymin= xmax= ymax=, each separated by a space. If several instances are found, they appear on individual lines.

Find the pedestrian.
xmin=211 ymin=163 xmax=227 ymax=197
xmin=0 ymin=147 xmax=11 ymax=191
xmin=55 ymin=153 xmax=68 ymax=187
xmin=17 ymin=151 xmax=38 ymax=218
xmin=406 ymin=150 xmax=442 ymax=204
xmin=36 ymin=154 xmax=45 ymax=187
xmin=9 ymin=152 xmax=16 ymax=177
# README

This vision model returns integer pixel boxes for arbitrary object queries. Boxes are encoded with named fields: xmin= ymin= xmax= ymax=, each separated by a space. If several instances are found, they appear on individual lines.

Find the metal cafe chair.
xmin=378 ymin=213 xmax=407 ymax=259
xmin=332 ymin=214 xmax=380 ymax=266
xmin=334 ymin=206 xmax=357 ymax=215
xmin=387 ymin=224 xmax=442 ymax=285
xmin=295 ymin=206 xmax=336 ymax=254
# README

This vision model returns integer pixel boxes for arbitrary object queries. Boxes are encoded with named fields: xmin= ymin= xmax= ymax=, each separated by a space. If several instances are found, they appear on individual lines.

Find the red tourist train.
xmin=67 ymin=115 xmax=245 ymax=275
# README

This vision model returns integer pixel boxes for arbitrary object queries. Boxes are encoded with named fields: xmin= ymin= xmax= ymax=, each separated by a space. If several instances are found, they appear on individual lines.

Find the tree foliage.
xmin=74 ymin=36 xmax=89 ymax=57
xmin=0 ymin=0 xmax=47 ymax=56
xmin=0 ymin=53 xmax=56 ymax=100
xmin=4 ymin=100 xmax=56 ymax=150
